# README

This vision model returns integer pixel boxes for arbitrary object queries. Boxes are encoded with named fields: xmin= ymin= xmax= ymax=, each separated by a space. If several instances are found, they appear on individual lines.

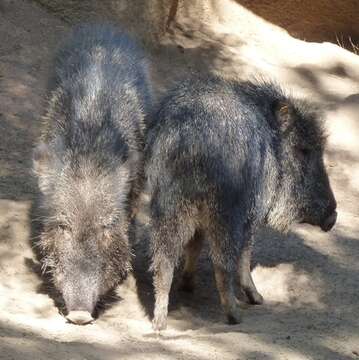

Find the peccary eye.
xmin=58 ymin=224 xmax=69 ymax=232
xmin=297 ymin=147 xmax=311 ymax=157
xmin=102 ymin=224 xmax=112 ymax=234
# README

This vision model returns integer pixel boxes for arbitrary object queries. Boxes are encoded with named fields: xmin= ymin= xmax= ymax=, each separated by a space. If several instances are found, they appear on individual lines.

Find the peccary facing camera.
xmin=145 ymin=76 xmax=337 ymax=330
xmin=33 ymin=24 xmax=152 ymax=324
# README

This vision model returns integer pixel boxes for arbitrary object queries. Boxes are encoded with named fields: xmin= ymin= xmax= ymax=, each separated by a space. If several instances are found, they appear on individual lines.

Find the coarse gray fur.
xmin=144 ymin=75 xmax=337 ymax=330
xmin=33 ymin=24 xmax=152 ymax=318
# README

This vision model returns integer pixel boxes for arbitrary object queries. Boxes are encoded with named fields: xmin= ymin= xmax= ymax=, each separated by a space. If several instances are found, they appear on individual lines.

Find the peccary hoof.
xmin=66 ymin=311 xmax=94 ymax=325
xmin=152 ymin=314 xmax=167 ymax=332
xmin=226 ymin=303 xmax=242 ymax=325
xmin=227 ymin=313 xmax=242 ymax=325
xmin=246 ymin=290 xmax=264 ymax=305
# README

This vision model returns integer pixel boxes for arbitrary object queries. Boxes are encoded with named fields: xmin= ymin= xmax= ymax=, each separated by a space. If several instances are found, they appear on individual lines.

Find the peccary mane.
xmin=42 ymin=65 xmax=145 ymax=157
xmin=236 ymin=79 xmax=327 ymax=146
xmin=50 ymin=24 xmax=151 ymax=102
xmin=41 ymin=23 xmax=151 ymax=150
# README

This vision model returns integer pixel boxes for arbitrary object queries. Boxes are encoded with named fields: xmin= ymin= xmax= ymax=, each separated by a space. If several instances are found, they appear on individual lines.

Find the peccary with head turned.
xmin=33 ymin=24 xmax=152 ymax=325
xmin=144 ymin=76 xmax=337 ymax=330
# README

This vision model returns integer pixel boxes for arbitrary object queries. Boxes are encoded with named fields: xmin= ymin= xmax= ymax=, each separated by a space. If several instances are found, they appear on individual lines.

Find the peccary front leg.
xmin=238 ymin=237 xmax=263 ymax=305
xmin=179 ymin=230 xmax=204 ymax=292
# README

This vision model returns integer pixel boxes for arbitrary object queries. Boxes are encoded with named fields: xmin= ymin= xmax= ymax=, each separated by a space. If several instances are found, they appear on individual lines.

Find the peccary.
xmin=33 ymin=24 xmax=152 ymax=324
xmin=144 ymin=76 xmax=337 ymax=330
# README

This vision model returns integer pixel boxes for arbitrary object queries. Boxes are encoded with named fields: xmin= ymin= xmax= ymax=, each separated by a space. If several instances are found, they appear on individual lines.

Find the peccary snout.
xmin=318 ymin=192 xmax=337 ymax=232
xmin=62 ymin=278 xmax=99 ymax=325
xmin=303 ymin=197 xmax=337 ymax=232
xmin=66 ymin=311 xmax=94 ymax=325
xmin=320 ymin=210 xmax=337 ymax=232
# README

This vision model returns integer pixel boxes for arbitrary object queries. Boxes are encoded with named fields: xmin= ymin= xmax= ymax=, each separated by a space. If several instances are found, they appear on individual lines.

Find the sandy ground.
xmin=0 ymin=1 xmax=359 ymax=359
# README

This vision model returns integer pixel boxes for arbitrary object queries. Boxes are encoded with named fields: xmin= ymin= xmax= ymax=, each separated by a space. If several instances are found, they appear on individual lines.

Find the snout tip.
xmin=320 ymin=211 xmax=337 ymax=232
xmin=66 ymin=311 xmax=94 ymax=325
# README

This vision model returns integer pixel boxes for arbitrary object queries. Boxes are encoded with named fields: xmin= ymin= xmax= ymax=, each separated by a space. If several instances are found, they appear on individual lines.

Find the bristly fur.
xmin=144 ymin=74 xmax=336 ymax=330
xmin=33 ymin=23 xmax=152 ymax=315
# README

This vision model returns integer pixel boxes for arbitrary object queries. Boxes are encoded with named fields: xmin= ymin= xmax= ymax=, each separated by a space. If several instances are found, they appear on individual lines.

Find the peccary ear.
xmin=274 ymin=101 xmax=293 ymax=133
xmin=33 ymin=142 xmax=52 ymax=175
xmin=33 ymin=137 xmax=64 ymax=175
xmin=34 ymin=141 xmax=65 ymax=195
xmin=33 ymin=142 xmax=57 ymax=194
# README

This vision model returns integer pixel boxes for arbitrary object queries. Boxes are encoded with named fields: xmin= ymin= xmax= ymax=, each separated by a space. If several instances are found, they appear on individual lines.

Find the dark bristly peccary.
xmin=33 ymin=24 xmax=152 ymax=325
xmin=145 ymin=76 xmax=337 ymax=331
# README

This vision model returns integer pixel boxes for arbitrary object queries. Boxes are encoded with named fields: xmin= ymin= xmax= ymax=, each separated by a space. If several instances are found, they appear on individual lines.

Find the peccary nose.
xmin=62 ymin=286 xmax=98 ymax=324
xmin=66 ymin=311 xmax=94 ymax=325
xmin=320 ymin=211 xmax=337 ymax=232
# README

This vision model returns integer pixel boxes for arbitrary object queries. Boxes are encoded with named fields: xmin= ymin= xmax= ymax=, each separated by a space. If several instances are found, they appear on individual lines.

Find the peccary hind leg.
xmin=238 ymin=237 xmax=264 ymax=305
xmin=151 ymin=212 xmax=195 ymax=331
xmin=207 ymin=223 xmax=242 ymax=324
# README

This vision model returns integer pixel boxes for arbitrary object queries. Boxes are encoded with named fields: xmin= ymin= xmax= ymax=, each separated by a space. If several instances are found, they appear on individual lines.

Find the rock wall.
xmin=34 ymin=0 xmax=359 ymax=50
